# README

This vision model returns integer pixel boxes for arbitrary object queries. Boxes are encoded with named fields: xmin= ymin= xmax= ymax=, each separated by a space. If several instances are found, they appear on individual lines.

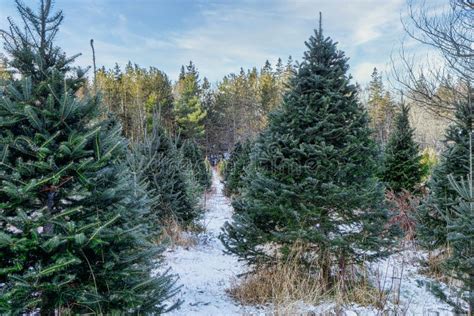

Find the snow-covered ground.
xmin=367 ymin=249 xmax=457 ymax=315
xmin=300 ymin=250 xmax=456 ymax=315
xmin=163 ymin=169 xmax=259 ymax=315
xmin=162 ymin=169 xmax=459 ymax=315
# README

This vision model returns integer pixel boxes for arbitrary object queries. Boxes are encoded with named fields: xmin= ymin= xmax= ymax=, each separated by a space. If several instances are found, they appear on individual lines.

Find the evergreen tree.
xmin=223 ymin=143 xmax=242 ymax=183
xmin=0 ymin=53 xmax=11 ymax=84
xmin=135 ymin=118 xmax=201 ymax=224
xmin=259 ymin=60 xmax=280 ymax=116
xmin=418 ymin=95 xmax=473 ymax=249
xmin=441 ymin=164 xmax=474 ymax=313
xmin=174 ymin=61 xmax=206 ymax=140
xmin=275 ymin=58 xmax=284 ymax=77
xmin=181 ymin=139 xmax=211 ymax=191
xmin=222 ymin=21 xmax=392 ymax=288
xmin=366 ymin=68 xmax=397 ymax=147
xmin=0 ymin=1 xmax=178 ymax=313
xmin=224 ymin=140 xmax=252 ymax=196
xmin=381 ymin=103 xmax=423 ymax=193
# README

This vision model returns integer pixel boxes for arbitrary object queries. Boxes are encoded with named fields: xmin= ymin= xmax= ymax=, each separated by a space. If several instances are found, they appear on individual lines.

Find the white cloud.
xmin=160 ymin=0 xmax=409 ymax=83
xmin=1 ymin=0 xmax=432 ymax=86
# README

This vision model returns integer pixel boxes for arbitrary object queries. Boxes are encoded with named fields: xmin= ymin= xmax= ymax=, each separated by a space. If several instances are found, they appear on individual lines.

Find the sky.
xmin=0 ymin=0 xmax=435 ymax=86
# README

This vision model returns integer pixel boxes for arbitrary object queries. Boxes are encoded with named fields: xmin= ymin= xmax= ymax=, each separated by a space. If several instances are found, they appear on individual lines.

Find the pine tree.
xmin=222 ymin=19 xmax=392 ymax=288
xmin=174 ymin=61 xmax=206 ymax=140
xmin=259 ymin=61 xmax=280 ymax=115
xmin=0 ymin=1 xmax=178 ymax=313
xmin=418 ymin=93 xmax=473 ymax=249
xmin=367 ymin=68 xmax=397 ymax=146
xmin=381 ymin=102 xmax=423 ymax=193
xmin=135 ymin=118 xmax=201 ymax=224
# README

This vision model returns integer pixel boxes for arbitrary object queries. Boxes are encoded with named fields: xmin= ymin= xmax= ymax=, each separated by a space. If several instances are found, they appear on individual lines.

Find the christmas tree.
xmin=224 ymin=140 xmax=252 ymax=196
xmin=222 ymin=18 xmax=392 ymax=288
xmin=135 ymin=118 xmax=201 ymax=224
xmin=222 ymin=142 xmax=242 ymax=182
xmin=417 ymin=95 xmax=472 ymax=249
xmin=223 ymin=142 xmax=244 ymax=184
xmin=381 ymin=102 xmax=423 ymax=193
xmin=441 ymin=164 xmax=474 ymax=313
xmin=0 ymin=0 xmax=178 ymax=313
xmin=181 ymin=139 xmax=211 ymax=190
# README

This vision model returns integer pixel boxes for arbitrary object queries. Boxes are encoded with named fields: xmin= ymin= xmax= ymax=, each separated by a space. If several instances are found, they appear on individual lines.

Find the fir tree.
xmin=418 ymin=94 xmax=473 ymax=249
xmin=222 ymin=19 xmax=392 ymax=288
xmin=135 ymin=118 xmax=201 ymax=224
xmin=224 ymin=140 xmax=252 ymax=196
xmin=223 ymin=142 xmax=242 ymax=183
xmin=0 ymin=1 xmax=178 ymax=313
xmin=441 ymin=163 xmax=474 ymax=313
xmin=381 ymin=102 xmax=423 ymax=193
xmin=181 ymin=139 xmax=211 ymax=190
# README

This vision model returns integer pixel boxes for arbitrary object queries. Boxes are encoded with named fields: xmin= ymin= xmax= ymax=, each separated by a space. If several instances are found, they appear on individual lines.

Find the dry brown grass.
xmin=331 ymin=274 xmax=388 ymax=309
xmin=420 ymin=248 xmax=452 ymax=283
xmin=156 ymin=217 xmax=202 ymax=248
xmin=228 ymin=261 xmax=324 ymax=308
xmin=228 ymin=243 xmax=388 ymax=314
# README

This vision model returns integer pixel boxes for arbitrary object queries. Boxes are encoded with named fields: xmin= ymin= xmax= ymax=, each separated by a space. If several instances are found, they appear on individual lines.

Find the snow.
xmin=367 ymin=248 xmax=459 ymax=315
xmin=160 ymin=169 xmax=461 ymax=315
xmin=162 ymin=169 xmax=260 ymax=315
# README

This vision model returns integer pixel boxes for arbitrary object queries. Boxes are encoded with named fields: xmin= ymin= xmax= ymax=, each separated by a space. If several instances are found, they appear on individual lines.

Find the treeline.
xmin=96 ymin=63 xmax=174 ymax=141
xmin=205 ymin=60 xmax=294 ymax=154
xmin=96 ymin=57 xmax=293 ymax=156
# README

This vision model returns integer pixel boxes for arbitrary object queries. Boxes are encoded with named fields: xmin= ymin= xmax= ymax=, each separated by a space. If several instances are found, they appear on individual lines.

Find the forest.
xmin=0 ymin=0 xmax=472 ymax=315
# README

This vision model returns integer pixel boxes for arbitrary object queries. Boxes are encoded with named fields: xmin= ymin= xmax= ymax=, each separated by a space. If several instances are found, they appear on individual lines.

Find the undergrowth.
xmin=227 ymin=243 xmax=389 ymax=314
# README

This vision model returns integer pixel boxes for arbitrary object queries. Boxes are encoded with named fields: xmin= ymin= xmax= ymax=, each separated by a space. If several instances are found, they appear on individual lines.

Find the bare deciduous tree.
xmin=391 ymin=0 xmax=473 ymax=121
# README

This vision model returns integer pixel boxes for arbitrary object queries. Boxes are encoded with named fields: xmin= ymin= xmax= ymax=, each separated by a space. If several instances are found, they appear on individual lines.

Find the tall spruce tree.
xmin=381 ymin=102 xmax=423 ymax=193
xmin=222 ymin=19 xmax=392 ymax=287
xmin=0 ymin=1 xmax=178 ymax=313
xmin=417 ymin=93 xmax=473 ymax=249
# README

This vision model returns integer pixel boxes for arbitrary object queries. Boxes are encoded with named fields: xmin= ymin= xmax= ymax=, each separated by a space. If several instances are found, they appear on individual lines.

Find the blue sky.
xmin=0 ymin=0 xmax=433 ymax=86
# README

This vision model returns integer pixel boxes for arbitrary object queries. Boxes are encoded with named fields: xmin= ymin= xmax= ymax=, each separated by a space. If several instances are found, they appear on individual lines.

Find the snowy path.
xmin=164 ymin=169 xmax=257 ymax=316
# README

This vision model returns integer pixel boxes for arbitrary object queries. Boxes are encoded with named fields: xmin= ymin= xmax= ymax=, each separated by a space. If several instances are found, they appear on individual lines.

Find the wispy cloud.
xmin=0 ymin=0 xmax=429 ymax=86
